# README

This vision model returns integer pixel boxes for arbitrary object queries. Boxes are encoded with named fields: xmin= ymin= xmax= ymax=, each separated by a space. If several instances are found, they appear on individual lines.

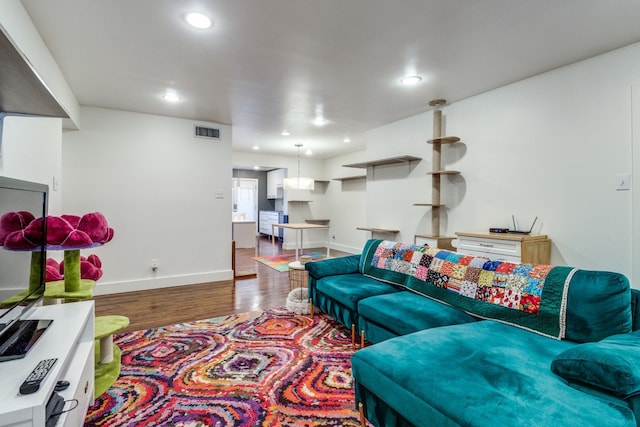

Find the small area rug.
xmin=253 ymin=252 xmax=326 ymax=272
xmin=84 ymin=308 xmax=363 ymax=426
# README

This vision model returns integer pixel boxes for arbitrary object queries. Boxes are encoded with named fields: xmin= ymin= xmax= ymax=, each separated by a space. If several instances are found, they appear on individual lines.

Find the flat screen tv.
xmin=0 ymin=176 xmax=51 ymax=361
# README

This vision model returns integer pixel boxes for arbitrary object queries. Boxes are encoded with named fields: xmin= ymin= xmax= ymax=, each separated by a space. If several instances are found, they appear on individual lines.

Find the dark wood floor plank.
xmin=94 ymin=237 xmax=348 ymax=332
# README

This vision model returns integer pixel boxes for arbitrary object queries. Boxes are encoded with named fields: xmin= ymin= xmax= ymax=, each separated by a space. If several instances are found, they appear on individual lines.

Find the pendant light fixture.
xmin=283 ymin=144 xmax=315 ymax=190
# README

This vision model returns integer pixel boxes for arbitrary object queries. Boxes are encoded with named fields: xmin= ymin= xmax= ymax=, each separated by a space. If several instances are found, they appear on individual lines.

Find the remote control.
xmin=20 ymin=358 xmax=57 ymax=395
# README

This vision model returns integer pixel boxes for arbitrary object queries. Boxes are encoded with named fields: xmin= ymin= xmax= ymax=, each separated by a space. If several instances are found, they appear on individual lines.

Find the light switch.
xmin=215 ymin=190 xmax=224 ymax=199
xmin=616 ymin=173 xmax=631 ymax=191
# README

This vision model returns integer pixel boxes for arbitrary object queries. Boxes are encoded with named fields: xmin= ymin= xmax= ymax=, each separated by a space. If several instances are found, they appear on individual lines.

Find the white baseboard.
xmin=328 ymin=242 xmax=361 ymax=254
xmin=93 ymin=270 xmax=234 ymax=296
xmin=281 ymin=240 xmax=328 ymax=252
xmin=281 ymin=241 xmax=360 ymax=256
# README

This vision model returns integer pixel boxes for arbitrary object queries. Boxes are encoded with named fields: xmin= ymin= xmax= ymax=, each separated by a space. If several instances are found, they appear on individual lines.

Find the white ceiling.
xmin=21 ymin=0 xmax=640 ymax=159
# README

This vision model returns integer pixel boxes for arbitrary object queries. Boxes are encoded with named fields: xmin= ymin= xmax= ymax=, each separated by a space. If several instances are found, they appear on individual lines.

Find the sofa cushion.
xmin=358 ymin=291 xmax=477 ymax=337
xmin=551 ymin=330 xmax=640 ymax=397
xmin=315 ymin=273 xmax=398 ymax=312
xmin=305 ymin=254 xmax=361 ymax=279
xmin=352 ymin=321 xmax=636 ymax=427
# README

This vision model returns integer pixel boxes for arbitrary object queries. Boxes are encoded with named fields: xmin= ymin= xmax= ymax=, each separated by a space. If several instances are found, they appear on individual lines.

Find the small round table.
xmin=287 ymin=261 xmax=311 ymax=314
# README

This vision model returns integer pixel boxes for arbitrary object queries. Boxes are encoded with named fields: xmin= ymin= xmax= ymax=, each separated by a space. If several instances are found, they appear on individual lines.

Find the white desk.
xmin=271 ymin=223 xmax=330 ymax=260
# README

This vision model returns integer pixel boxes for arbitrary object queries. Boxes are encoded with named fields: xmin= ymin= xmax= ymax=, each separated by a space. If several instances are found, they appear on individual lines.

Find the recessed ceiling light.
xmin=162 ymin=91 xmax=181 ymax=102
xmin=184 ymin=12 xmax=212 ymax=29
xmin=253 ymin=165 xmax=260 ymax=170
xmin=281 ymin=130 xmax=290 ymax=136
xmin=305 ymin=149 xmax=313 ymax=155
xmin=343 ymin=137 xmax=351 ymax=143
xmin=313 ymin=118 xmax=327 ymax=126
xmin=400 ymin=75 xmax=422 ymax=85
xmin=252 ymin=145 xmax=260 ymax=150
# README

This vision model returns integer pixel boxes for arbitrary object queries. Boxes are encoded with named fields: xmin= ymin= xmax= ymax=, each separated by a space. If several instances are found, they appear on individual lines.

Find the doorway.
xmin=232 ymin=178 xmax=258 ymax=223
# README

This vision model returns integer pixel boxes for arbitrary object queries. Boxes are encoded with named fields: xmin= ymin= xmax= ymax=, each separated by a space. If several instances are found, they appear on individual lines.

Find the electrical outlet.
xmin=151 ymin=259 xmax=159 ymax=272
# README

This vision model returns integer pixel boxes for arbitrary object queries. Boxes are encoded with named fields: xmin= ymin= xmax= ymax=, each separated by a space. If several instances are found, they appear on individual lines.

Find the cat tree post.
xmin=412 ymin=99 xmax=461 ymax=250
xmin=431 ymin=100 xmax=444 ymax=237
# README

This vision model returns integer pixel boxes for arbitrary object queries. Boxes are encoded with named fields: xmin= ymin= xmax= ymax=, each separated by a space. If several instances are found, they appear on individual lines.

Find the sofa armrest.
xmin=305 ymin=254 xmax=361 ymax=279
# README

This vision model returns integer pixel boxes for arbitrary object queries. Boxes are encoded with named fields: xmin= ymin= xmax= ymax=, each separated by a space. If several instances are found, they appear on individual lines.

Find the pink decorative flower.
xmin=0 ymin=211 xmax=38 ymax=249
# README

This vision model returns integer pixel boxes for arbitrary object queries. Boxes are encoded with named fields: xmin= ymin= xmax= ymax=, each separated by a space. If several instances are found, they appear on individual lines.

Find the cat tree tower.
xmin=415 ymin=99 xmax=461 ymax=250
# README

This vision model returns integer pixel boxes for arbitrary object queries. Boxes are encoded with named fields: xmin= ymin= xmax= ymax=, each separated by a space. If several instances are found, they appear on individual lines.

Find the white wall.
xmin=0 ymin=115 xmax=63 ymax=214
xmin=326 ymin=42 xmax=640 ymax=288
xmin=323 ymin=151 xmax=368 ymax=253
xmin=63 ymin=107 xmax=233 ymax=294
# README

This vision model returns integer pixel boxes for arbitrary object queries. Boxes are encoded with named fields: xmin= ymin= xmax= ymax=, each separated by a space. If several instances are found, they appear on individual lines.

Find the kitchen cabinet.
xmin=267 ymin=169 xmax=285 ymax=199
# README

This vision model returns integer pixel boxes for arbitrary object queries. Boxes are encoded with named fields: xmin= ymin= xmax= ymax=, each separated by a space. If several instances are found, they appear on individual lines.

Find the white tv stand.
xmin=0 ymin=300 xmax=94 ymax=427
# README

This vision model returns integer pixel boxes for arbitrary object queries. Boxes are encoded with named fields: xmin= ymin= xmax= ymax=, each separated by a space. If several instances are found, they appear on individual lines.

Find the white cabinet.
xmin=233 ymin=220 xmax=256 ymax=248
xmin=454 ymin=232 xmax=551 ymax=264
xmin=267 ymin=169 xmax=284 ymax=199
xmin=259 ymin=211 xmax=280 ymax=236
xmin=0 ymin=301 xmax=95 ymax=427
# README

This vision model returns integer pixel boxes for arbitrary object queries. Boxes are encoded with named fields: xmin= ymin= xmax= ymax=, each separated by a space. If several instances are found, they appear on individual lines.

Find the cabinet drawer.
xmin=457 ymin=248 xmax=521 ymax=263
xmin=456 ymin=236 xmax=521 ymax=257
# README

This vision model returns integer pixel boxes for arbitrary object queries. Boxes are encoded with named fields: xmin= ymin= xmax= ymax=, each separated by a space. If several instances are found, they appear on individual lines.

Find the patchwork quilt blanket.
xmin=361 ymin=240 xmax=576 ymax=339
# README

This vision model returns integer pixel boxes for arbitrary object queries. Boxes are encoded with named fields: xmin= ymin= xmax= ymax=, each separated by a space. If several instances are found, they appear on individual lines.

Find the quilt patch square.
xmin=463 ymin=267 xmax=482 ymax=282
xmin=459 ymin=281 xmax=477 ymax=298
xmin=451 ymin=264 xmax=468 ymax=280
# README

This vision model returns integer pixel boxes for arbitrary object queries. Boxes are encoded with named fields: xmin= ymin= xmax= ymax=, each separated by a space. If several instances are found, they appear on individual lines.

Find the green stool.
xmin=94 ymin=315 xmax=129 ymax=397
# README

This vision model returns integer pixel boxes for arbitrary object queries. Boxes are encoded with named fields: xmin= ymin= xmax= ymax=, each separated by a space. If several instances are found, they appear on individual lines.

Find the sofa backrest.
xmin=632 ymin=289 xmax=640 ymax=332
xmin=359 ymin=239 xmax=633 ymax=342
xmin=564 ymin=269 xmax=632 ymax=342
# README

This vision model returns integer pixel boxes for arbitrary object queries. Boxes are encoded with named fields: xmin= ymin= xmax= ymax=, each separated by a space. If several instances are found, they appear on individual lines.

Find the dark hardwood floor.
xmin=94 ymin=236 xmax=348 ymax=332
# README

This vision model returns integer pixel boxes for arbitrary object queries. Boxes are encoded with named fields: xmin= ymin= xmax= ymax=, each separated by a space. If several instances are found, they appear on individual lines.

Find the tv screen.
xmin=0 ymin=176 xmax=49 ymax=360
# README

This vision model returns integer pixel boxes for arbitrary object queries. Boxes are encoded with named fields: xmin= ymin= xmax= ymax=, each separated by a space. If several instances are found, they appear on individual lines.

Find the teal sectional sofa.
xmin=305 ymin=239 xmax=640 ymax=427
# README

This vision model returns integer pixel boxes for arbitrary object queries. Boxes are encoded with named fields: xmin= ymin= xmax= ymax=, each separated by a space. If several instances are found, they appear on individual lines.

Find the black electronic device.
xmin=19 ymin=357 xmax=57 ymax=395
xmin=46 ymin=391 xmax=65 ymax=427
xmin=508 ymin=215 xmax=538 ymax=235
xmin=0 ymin=176 xmax=49 ymax=361
xmin=54 ymin=379 xmax=70 ymax=392
xmin=489 ymin=228 xmax=509 ymax=233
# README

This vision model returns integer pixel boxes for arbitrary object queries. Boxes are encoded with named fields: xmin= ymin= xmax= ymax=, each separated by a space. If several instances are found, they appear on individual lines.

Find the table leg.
xmin=271 ymin=224 xmax=276 ymax=256
xmin=326 ymin=228 xmax=330 ymax=258
xmin=298 ymin=229 xmax=303 ymax=260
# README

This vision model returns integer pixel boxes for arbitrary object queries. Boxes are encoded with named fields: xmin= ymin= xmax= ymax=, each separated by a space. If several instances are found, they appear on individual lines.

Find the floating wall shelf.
xmin=427 ymin=170 xmax=460 ymax=175
xmin=306 ymin=219 xmax=330 ymax=225
xmin=343 ymin=155 xmax=421 ymax=169
xmin=357 ymin=227 xmax=400 ymax=235
xmin=332 ymin=175 xmax=366 ymax=181
xmin=427 ymin=136 xmax=460 ymax=144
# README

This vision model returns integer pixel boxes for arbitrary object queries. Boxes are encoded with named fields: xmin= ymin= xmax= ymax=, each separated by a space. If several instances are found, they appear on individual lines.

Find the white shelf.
xmin=0 ymin=301 xmax=95 ymax=427
xmin=343 ymin=155 xmax=421 ymax=169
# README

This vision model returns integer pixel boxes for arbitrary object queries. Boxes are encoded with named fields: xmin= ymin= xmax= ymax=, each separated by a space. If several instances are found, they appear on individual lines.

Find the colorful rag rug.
xmin=361 ymin=240 xmax=576 ymax=339
xmin=85 ymin=308 xmax=364 ymax=427
xmin=253 ymin=252 xmax=326 ymax=272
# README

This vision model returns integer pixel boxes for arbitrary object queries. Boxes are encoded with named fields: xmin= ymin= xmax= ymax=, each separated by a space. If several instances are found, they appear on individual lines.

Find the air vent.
xmin=194 ymin=125 xmax=220 ymax=139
